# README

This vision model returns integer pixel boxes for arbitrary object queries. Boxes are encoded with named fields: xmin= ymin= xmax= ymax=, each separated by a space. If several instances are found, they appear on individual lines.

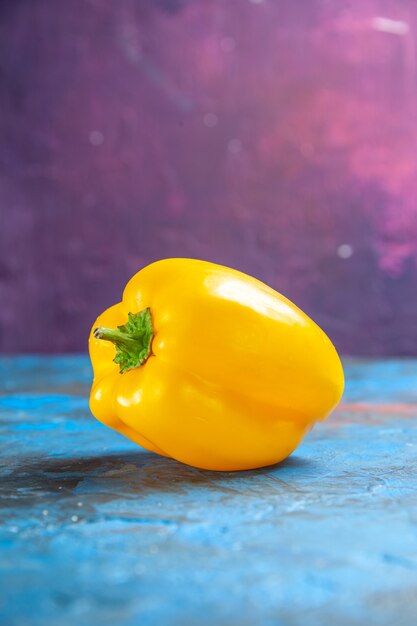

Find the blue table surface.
xmin=1 ymin=356 xmax=417 ymax=626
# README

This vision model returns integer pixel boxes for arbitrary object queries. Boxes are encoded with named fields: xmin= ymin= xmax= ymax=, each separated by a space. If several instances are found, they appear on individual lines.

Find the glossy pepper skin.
xmin=89 ymin=258 xmax=344 ymax=471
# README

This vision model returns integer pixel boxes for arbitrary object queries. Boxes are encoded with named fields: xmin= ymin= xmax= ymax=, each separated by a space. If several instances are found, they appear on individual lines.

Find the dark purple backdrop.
xmin=1 ymin=0 xmax=417 ymax=355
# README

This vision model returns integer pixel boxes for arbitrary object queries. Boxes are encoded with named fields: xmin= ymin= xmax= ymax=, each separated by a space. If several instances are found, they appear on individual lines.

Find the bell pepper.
xmin=89 ymin=258 xmax=344 ymax=471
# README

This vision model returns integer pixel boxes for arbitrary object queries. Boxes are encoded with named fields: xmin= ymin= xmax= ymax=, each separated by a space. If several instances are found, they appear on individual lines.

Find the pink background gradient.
xmin=1 ymin=0 xmax=417 ymax=354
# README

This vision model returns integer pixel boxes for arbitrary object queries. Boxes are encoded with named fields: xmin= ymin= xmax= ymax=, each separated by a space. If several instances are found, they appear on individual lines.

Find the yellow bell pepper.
xmin=89 ymin=258 xmax=344 ymax=471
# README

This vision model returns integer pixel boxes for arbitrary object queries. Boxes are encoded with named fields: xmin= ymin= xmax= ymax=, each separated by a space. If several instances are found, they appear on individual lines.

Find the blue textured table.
xmin=1 ymin=357 xmax=417 ymax=626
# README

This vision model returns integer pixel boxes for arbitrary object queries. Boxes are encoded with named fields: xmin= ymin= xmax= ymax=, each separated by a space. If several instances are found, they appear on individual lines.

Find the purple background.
xmin=1 ymin=0 xmax=417 ymax=355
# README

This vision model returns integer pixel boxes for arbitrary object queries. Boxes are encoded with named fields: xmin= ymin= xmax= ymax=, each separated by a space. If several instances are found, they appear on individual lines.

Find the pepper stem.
xmin=94 ymin=308 xmax=154 ymax=374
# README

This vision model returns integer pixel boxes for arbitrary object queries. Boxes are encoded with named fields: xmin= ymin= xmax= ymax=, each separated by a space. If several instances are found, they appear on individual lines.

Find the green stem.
xmin=93 ymin=308 xmax=154 ymax=374
xmin=94 ymin=327 xmax=138 ymax=348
